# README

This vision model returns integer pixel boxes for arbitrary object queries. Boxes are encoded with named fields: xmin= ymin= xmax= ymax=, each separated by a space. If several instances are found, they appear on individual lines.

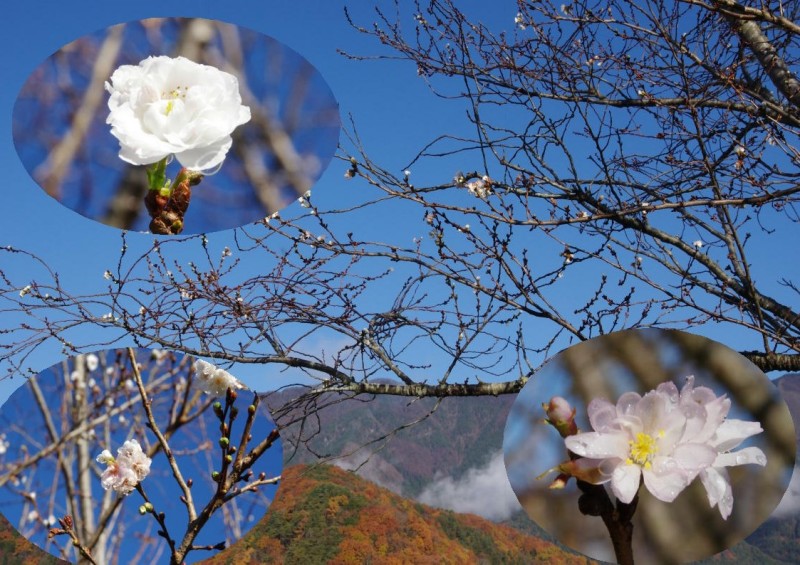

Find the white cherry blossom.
xmin=86 ymin=354 xmax=99 ymax=372
xmin=193 ymin=359 xmax=246 ymax=396
xmin=106 ymin=56 xmax=251 ymax=172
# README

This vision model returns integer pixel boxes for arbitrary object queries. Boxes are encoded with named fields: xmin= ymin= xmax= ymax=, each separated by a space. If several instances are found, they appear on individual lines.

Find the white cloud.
xmin=332 ymin=447 xmax=405 ymax=495
xmin=416 ymin=451 xmax=522 ymax=521
xmin=771 ymin=465 xmax=800 ymax=519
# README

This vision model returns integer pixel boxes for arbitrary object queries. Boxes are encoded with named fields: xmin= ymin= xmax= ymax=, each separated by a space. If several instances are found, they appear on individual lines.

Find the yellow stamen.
xmin=628 ymin=432 xmax=658 ymax=466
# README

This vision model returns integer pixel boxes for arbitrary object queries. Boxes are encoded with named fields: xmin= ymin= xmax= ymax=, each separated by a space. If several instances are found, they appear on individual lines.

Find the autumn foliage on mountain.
xmin=203 ymin=463 xmax=592 ymax=565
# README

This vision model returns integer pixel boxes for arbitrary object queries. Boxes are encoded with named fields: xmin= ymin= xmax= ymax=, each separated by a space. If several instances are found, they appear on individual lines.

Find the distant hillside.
xmin=0 ymin=375 xmax=798 ymax=562
xmin=203 ymin=463 xmax=593 ymax=565
xmin=266 ymin=388 xmax=516 ymax=497
xmin=775 ymin=374 xmax=800 ymax=431
xmin=0 ymin=513 xmax=64 ymax=564
xmin=737 ymin=374 xmax=800 ymax=564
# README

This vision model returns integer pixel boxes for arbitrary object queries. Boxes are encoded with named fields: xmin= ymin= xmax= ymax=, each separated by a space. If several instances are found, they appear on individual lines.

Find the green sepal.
xmin=146 ymin=157 xmax=169 ymax=191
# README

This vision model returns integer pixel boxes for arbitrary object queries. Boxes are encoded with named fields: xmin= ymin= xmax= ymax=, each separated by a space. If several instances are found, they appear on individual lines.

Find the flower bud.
xmin=543 ymin=396 xmax=578 ymax=437
xmin=144 ymin=502 xmax=153 ymax=512
xmin=556 ymin=458 xmax=606 ymax=484
xmin=211 ymin=471 xmax=220 ymax=481
xmin=139 ymin=505 xmax=147 ymax=515
xmin=225 ymin=454 xmax=233 ymax=464
xmin=219 ymin=437 xmax=230 ymax=448
xmin=248 ymin=404 xmax=257 ymax=415
xmin=231 ymin=406 xmax=239 ymax=419
xmin=549 ymin=474 xmax=569 ymax=490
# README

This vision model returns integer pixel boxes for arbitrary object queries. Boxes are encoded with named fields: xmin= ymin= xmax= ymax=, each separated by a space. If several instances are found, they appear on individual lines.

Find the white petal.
xmin=611 ymin=463 xmax=641 ymax=503
xmin=671 ymin=442 xmax=718 ymax=472
xmin=700 ymin=467 xmax=733 ymax=519
xmin=713 ymin=446 xmax=767 ymax=468
xmin=712 ymin=419 xmax=763 ymax=451
xmin=642 ymin=466 xmax=692 ymax=502
xmin=174 ymin=136 xmax=233 ymax=172
xmin=565 ymin=431 xmax=630 ymax=459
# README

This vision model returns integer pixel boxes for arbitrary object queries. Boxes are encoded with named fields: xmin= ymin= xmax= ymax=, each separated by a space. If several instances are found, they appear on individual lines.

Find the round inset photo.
xmin=0 ymin=348 xmax=281 ymax=564
xmin=503 ymin=329 xmax=795 ymax=564
xmin=13 ymin=17 xmax=340 ymax=235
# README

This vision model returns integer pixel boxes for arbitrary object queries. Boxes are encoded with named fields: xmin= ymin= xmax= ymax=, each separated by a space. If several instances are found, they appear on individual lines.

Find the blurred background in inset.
xmin=13 ymin=17 xmax=340 ymax=234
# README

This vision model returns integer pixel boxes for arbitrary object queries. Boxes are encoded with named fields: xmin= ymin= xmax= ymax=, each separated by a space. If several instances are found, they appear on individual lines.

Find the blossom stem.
xmin=222 ymin=474 xmax=281 ymax=503
xmin=217 ymin=391 xmax=236 ymax=486
xmin=145 ymin=157 xmax=168 ymax=191
xmin=232 ymin=393 xmax=259 ymax=472
xmin=173 ymin=390 xmax=277 ymax=562
xmin=577 ymin=480 xmax=637 ymax=565
xmin=127 ymin=348 xmax=197 ymax=522
xmin=144 ymin=167 xmax=202 ymax=235
xmin=135 ymin=484 xmax=176 ymax=558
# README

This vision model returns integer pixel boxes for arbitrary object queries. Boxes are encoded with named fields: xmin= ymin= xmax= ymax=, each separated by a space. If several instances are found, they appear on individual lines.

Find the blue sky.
xmin=0 ymin=0 xmax=798 ymax=559
xmin=0 ymin=1 xmax=532 ymax=399
xmin=1 ymin=1 xmax=796 ymax=397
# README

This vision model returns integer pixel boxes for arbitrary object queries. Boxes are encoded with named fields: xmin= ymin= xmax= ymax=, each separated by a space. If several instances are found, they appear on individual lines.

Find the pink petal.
xmin=616 ymin=392 xmax=641 ymax=416
xmin=587 ymin=398 xmax=618 ymax=431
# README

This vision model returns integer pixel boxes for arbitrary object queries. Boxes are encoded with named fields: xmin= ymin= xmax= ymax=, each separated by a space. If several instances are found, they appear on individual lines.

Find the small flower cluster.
xmin=464 ymin=176 xmax=493 ymax=199
xmin=193 ymin=359 xmax=246 ymax=397
xmin=554 ymin=376 xmax=766 ymax=519
xmin=96 ymin=439 xmax=152 ymax=496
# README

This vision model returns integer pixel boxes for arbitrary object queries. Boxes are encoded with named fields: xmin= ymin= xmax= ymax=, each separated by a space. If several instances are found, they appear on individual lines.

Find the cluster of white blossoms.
xmin=106 ymin=56 xmax=251 ymax=172
xmin=564 ymin=376 xmax=766 ymax=519
xmin=96 ymin=439 xmax=152 ymax=496
xmin=193 ymin=359 xmax=246 ymax=397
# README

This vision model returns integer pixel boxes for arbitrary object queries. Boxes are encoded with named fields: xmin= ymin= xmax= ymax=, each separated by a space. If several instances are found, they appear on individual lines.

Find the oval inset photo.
xmin=13 ymin=17 xmax=340 ymax=235
xmin=503 ymin=329 xmax=796 ymax=564
xmin=0 ymin=348 xmax=281 ymax=563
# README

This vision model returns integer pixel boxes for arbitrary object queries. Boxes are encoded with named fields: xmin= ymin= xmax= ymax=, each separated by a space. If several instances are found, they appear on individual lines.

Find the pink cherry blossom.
xmin=96 ymin=439 xmax=151 ymax=496
xmin=565 ymin=387 xmax=717 ymax=503
xmin=563 ymin=377 xmax=766 ymax=518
